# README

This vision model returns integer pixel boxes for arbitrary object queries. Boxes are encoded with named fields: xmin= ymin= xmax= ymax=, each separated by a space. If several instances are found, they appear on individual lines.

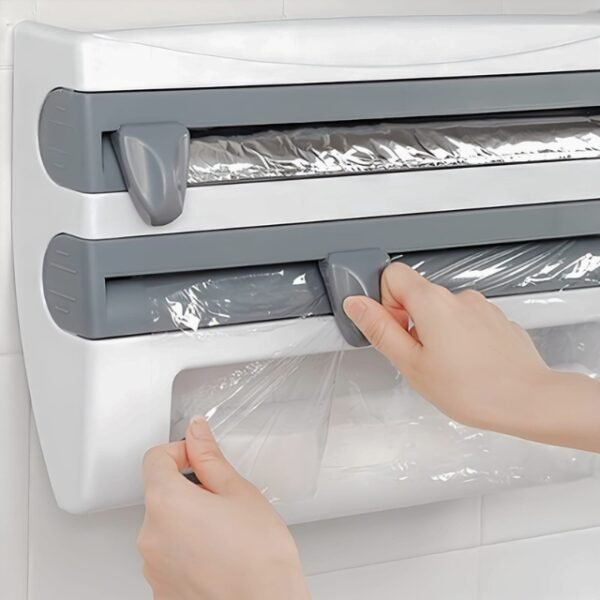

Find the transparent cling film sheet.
xmin=163 ymin=238 xmax=600 ymax=517
xmin=188 ymin=114 xmax=600 ymax=185
xmin=156 ymin=238 xmax=600 ymax=335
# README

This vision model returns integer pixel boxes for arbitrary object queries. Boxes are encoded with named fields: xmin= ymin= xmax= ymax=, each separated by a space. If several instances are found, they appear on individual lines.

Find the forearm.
xmin=344 ymin=265 xmax=600 ymax=455
xmin=497 ymin=371 xmax=600 ymax=453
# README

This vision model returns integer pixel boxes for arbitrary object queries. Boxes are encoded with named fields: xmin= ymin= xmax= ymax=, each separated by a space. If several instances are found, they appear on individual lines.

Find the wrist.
xmin=527 ymin=369 xmax=600 ymax=451
xmin=490 ymin=368 xmax=600 ymax=451
xmin=506 ymin=369 xmax=568 ymax=438
xmin=257 ymin=553 xmax=310 ymax=600
xmin=263 ymin=572 xmax=311 ymax=600
xmin=471 ymin=367 xmax=559 ymax=437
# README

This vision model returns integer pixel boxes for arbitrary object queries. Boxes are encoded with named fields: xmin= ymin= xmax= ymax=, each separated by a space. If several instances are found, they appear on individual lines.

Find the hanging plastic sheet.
xmin=148 ymin=237 xmax=600 ymax=335
xmin=395 ymin=237 xmax=600 ymax=297
xmin=163 ymin=238 xmax=600 ymax=519
xmin=167 ymin=274 xmax=341 ymax=503
xmin=188 ymin=115 xmax=600 ymax=185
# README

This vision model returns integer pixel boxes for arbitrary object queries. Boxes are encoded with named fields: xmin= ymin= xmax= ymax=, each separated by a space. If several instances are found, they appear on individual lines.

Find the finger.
xmin=385 ymin=305 xmax=410 ymax=330
xmin=381 ymin=263 xmax=433 ymax=311
xmin=185 ymin=417 xmax=245 ymax=495
xmin=143 ymin=441 xmax=189 ymax=491
xmin=344 ymin=296 xmax=421 ymax=369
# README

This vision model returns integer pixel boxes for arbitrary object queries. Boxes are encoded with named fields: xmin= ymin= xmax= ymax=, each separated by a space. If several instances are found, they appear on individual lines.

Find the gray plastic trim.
xmin=39 ymin=71 xmax=600 ymax=194
xmin=111 ymin=123 xmax=190 ymax=226
xmin=106 ymin=262 xmax=331 ymax=337
xmin=320 ymin=249 xmax=390 ymax=347
xmin=43 ymin=200 xmax=600 ymax=339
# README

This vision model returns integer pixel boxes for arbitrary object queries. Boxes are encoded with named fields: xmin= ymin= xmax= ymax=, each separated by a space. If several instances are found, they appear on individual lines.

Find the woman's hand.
xmin=344 ymin=262 xmax=600 ymax=452
xmin=139 ymin=417 xmax=310 ymax=600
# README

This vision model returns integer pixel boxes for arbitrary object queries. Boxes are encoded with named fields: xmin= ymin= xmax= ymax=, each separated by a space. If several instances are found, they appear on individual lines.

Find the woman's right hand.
xmin=344 ymin=263 xmax=600 ymax=452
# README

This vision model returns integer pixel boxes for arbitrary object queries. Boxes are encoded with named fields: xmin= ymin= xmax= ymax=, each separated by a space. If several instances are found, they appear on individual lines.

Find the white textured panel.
xmin=0 ymin=69 xmax=21 ymax=354
xmin=308 ymin=548 xmax=478 ymax=600
xmin=482 ymin=476 xmax=600 ymax=544
xmin=27 ymin=429 xmax=149 ymax=600
xmin=35 ymin=0 xmax=283 ymax=29
xmin=0 ymin=0 xmax=35 ymax=66
xmin=0 ymin=355 xmax=29 ymax=600
xmin=479 ymin=528 xmax=600 ymax=600
xmin=292 ymin=497 xmax=480 ymax=575
xmin=502 ymin=0 xmax=600 ymax=14
xmin=284 ymin=0 xmax=503 ymax=17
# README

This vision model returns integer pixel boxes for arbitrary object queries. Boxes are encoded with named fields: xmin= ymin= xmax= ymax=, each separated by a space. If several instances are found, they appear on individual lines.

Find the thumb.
xmin=185 ymin=417 xmax=244 ymax=495
xmin=344 ymin=296 xmax=421 ymax=370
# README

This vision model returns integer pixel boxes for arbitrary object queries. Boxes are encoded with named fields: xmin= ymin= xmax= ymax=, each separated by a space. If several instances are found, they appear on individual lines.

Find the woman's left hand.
xmin=138 ymin=417 xmax=310 ymax=600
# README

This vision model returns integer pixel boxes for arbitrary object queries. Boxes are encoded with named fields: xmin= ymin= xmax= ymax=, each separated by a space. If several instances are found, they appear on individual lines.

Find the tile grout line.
xmin=25 ymin=393 xmax=31 ymax=600
xmin=2 ymin=68 xmax=21 ymax=358
xmin=476 ymin=495 xmax=484 ymax=599
xmin=478 ymin=495 xmax=484 ymax=546
xmin=475 ymin=546 xmax=483 ymax=600
xmin=481 ymin=522 xmax=600 ymax=549
xmin=305 ymin=542 xmax=481 ymax=578
xmin=1 ymin=353 xmax=30 ymax=597
xmin=306 ymin=521 xmax=600 ymax=578
xmin=9 ymin=55 xmax=27 ymax=600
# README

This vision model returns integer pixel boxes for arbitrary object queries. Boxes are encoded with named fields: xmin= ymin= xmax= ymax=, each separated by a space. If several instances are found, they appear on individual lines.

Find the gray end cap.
xmin=319 ymin=248 xmax=390 ymax=347
xmin=112 ymin=122 xmax=190 ymax=226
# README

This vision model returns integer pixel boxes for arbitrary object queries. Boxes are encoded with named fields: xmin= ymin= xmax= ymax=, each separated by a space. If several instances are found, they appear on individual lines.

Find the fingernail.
xmin=188 ymin=416 xmax=206 ymax=440
xmin=343 ymin=297 xmax=367 ymax=323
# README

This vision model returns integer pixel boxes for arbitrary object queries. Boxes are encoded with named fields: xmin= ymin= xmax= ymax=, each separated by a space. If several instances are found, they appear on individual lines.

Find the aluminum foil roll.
xmin=188 ymin=115 xmax=600 ymax=185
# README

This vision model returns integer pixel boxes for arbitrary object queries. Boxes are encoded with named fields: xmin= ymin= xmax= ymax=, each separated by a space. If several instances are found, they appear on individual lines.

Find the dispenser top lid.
xmin=14 ymin=15 xmax=600 ymax=92
xmin=95 ymin=15 xmax=600 ymax=69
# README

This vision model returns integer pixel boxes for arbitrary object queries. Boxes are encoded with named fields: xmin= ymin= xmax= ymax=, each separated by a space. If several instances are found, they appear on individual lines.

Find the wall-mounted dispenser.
xmin=12 ymin=16 xmax=600 ymax=517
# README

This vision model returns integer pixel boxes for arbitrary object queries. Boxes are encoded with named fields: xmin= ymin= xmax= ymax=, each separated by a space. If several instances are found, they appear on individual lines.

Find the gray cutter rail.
xmin=39 ymin=71 xmax=600 ymax=225
xmin=43 ymin=200 xmax=600 ymax=344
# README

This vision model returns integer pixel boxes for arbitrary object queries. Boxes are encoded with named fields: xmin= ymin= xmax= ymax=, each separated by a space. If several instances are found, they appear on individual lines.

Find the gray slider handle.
xmin=112 ymin=122 xmax=190 ymax=226
xmin=319 ymin=249 xmax=390 ymax=347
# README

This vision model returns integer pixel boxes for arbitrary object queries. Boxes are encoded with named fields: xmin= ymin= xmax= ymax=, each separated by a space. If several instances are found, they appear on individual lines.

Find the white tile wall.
xmin=0 ymin=0 xmax=35 ymax=66
xmin=0 ymin=69 xmax=22 ymax=355
xmin=479 ymin=528 xmax=600 ymax=600
xmin=27 ymin=430 xmax=149 ymax=600
xmin=2 ymin=2 xmax=600 ymax=599
xmin=0 ymin=355 xmax=29 ymax=600
xmin=34 ymin=0 xmax=283 ymax=30
xmin=308 ymin=548 xmax=479 ymax=600
xmin=306 ymin=528 xmax=600 ymax=600
xmin=501 ymin=0 xmax=600 ymax=14
xmin=284 ymin=0 xmax=503 ymax=18
xmin=482 ymin=475 xmax=600 ymax=544
xmin=283 ymin=0 xmax=600 ymax=17
xmin=292 ymin=497 xmax=480 ymax=575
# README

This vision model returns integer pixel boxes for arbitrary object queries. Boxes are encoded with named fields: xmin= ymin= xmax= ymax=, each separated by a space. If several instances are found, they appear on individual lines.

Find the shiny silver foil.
xmin=188 ymin=115 xmax=600 ymax=185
